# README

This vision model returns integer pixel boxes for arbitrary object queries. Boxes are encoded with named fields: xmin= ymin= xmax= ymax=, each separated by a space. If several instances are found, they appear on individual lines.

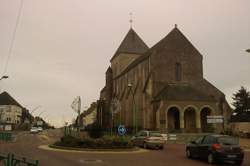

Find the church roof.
xmin=110 ymin=28 xmax=149 ymax=61
xmin=114 ymin=25 xmax=201 ymax=79
xmin=148 ymin=25 xmax=201 ymax=56
xmin=153 ymin=84 xmax=216 ymax=102
xmin=0 ymin=91 xmax=23 ymax=108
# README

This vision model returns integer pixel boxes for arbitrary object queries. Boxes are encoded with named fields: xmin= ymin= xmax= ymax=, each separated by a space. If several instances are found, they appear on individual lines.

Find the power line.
xmin=2 ymin=0 xmax=24 ymax=76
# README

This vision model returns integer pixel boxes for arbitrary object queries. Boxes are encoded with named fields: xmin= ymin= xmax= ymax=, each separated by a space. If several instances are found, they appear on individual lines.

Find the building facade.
xmin=0 ymin=92 xmax=23 ymax=130
xmin=97 ymin=25 xmax=232 ymax=133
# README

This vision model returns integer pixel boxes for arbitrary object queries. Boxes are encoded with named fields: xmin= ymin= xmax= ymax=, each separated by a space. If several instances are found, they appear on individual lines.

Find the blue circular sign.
xmin=118 ymin=125 xmax=126 ymax=136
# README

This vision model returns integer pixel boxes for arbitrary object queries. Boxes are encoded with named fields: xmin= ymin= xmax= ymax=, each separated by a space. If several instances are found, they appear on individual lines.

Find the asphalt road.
xmin=0 ymin=129 xmax=249 ymax=166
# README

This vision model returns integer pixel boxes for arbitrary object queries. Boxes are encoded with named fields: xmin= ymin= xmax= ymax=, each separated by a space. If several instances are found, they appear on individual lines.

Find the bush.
xmin=87 ymin=122 xmax=104 ymax=139
xmin=55 ymin=135 xmax=133 ymax=149
xmin=58 ymin=135 xmax=81 ymax=147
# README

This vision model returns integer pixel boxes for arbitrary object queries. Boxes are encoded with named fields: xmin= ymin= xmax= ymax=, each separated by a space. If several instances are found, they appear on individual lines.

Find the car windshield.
xmin=217 ymin=136 xmax=238 ymax=145
xmin=149 ymin=132 xmax=162 ymax=137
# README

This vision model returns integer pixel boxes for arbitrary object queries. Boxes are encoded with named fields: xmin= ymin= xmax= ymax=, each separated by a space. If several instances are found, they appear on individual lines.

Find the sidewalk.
xmin=240 ymin=138 xmax=250 ymax=150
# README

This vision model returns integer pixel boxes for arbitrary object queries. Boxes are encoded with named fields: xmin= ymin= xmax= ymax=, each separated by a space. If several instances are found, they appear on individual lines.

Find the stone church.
xmin=97 ymin=25 xmax=232 ymax=133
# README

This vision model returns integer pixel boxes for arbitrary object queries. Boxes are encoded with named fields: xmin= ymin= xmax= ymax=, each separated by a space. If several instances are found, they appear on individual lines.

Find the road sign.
xmin=37 ymin=121 xmax=43 ymax=126
xmin=207 ymin=115 xmax=224 ymax=123
xmin=118 ymin=125 xmax=126 ymax=136
xmin=168 ymin=134 xmax=177 ymax=141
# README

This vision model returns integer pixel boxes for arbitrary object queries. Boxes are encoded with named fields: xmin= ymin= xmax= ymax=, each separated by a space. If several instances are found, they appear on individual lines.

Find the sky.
xmin=0 ymin=0 xmax=249 ymax=127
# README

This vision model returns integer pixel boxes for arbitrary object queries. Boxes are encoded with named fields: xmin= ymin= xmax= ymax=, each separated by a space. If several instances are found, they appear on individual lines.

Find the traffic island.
xmin=40 ymin=135 xmax=148 ymax=154
xmin=39 ymin=144 xmax=148 ymax=154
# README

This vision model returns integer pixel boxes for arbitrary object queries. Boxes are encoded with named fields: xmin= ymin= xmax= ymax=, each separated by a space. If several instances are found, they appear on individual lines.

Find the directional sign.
xmin=118 ymin=125 xmax=126 ymax=136
xmin=207 ymin=116 xmax=224 ymax=124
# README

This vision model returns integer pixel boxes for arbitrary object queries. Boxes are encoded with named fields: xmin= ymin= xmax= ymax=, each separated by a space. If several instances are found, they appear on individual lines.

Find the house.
xmin=0 ymin=91 xmax=23 ymax=130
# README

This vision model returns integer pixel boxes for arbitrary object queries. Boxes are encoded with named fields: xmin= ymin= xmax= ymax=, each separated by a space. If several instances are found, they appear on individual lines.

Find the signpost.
xmin=118 ymin=125 xmax=126 ymax=136
xmin=37 ymin=121 xmax=43 ymax=126
xmin=71 ymin=96 xmax=81 ymax=132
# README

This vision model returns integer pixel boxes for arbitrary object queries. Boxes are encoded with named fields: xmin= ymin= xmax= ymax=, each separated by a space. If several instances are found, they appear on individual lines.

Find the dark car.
xmin=186 ymin=135 xmax=244 ymax=165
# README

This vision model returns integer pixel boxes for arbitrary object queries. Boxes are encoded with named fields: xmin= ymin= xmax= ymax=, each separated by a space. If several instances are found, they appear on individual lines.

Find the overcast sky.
xmin=0 ymin=0 xmax=249 ymax=127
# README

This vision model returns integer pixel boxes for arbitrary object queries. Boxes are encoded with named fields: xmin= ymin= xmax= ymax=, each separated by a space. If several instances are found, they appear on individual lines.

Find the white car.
xmin=30 ymin=127 xmax=39 ymax=134
xmin=37 ymin=127 xmax=43 ymax=132
xmin=161 ymin=133 xmax=168 ymax=143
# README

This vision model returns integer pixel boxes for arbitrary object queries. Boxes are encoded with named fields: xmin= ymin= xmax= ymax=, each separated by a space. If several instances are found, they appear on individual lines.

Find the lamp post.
xmin=37 ymin=110 xmax=46 ymax=118
xmin=30 ymin=105 xmax=42 ymax=114
xmin=0 ymin=75 xmax=9 ymax=80
xmin=0 ymin=75 xmax=9 ymax=93
xmin=128 ymin=83 xmax=137 ymax=134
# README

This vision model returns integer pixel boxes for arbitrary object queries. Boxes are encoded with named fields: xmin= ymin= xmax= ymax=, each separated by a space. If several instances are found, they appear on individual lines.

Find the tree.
xmin=232 ymin=86 xmax=250 ymax=112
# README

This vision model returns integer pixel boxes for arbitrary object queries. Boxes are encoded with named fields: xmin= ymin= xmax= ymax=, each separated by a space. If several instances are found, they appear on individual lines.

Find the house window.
xmin=175 ymin=62 xmax=182 ymax=81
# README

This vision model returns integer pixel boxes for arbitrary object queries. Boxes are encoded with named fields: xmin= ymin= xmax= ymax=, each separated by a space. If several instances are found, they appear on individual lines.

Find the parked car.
xmin=37 ymin=127 xmax=43 ymax=132
xmin=161 ymin=133 xmax=168 ymax=143
xmin=30 ymin=127 xmax=39 ymax=134
xmin=186 ymin=134 xmax=244 ymax=165
xmin=131 ymin=130 xmax=165 ymax=149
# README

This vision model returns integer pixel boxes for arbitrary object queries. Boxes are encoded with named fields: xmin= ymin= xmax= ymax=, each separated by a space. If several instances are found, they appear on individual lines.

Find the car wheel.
xmin=207 ymin=153 xmax=215 ymax=164
xmin=235 ymin=160 xmax=243 ymax=166
xmin=143 ymin=142 xmax=147 ymax=149
xmin=186 ymin=149 xmax=192 ymax=158
xmin=159 ymin=146 xmax=164 ymax=150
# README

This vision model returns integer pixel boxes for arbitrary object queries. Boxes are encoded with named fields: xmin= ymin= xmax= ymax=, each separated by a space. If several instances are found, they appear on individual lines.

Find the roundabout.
xmin=38 ymin=144 xmax=149 ymax=154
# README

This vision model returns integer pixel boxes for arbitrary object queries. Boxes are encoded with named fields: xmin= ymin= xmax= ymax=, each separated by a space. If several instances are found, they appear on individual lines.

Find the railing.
xmin=0 ymin=153 xmax=39 ymax=166
xmin=0 ymin=132 xmax=12 ymax=142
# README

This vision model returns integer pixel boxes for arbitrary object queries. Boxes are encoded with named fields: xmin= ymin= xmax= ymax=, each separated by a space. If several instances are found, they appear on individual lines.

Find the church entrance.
xmin=200 ymin=107 xmax=213 ymax=132
xmin=167 ymin=107 xmax=180 ymax=132
xmin=184 ymin=107 xmax=196 ymax=132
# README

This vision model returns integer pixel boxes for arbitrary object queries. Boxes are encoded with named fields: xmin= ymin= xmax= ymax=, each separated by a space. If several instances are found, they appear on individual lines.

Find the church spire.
xmin=110 ymin=28 xmax=149 ymax=61
xmin=129 ymin=12 xmax=133 ymax=28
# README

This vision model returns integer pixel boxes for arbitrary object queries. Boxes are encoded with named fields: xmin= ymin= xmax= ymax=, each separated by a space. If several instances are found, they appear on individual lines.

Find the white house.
xmin=0 ymin=91 xmax=23 ymax=130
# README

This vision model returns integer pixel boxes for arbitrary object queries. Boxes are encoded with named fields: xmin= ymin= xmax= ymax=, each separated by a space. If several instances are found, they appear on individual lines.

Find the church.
xmin=97 ymin=24 xmax=232 ymax=133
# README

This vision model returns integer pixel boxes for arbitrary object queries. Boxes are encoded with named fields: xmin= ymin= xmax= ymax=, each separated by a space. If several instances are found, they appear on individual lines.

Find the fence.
xmin=0 ymin=132 xmax=12 ymax=142
xmin=0 ymin=153 xmax=39 ymax=166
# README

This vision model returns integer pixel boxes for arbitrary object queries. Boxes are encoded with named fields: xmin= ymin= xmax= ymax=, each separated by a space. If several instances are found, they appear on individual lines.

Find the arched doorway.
xmin=184 ymin=107 xmax=196 ymax=132
xmin=167 ymin=107 xmax=180 ymax=132
xmin=200 ymin=107 xmax=213 ymax=132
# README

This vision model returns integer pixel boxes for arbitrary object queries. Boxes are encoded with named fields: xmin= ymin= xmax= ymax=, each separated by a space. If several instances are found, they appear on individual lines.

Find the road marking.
xmin=38 ymin=145 xmax=149 ymax=154
xmin=79 ymin=159 xmax=103 ymax=163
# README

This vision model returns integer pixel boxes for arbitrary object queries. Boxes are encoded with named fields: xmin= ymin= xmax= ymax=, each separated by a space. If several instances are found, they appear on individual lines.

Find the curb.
xmin=39 ymin=145 xmax=149 ymax=154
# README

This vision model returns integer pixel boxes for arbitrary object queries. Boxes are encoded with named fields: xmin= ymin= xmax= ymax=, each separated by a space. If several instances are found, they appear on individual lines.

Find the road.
xmin=0 ymin=129 xmax=249 ymax=166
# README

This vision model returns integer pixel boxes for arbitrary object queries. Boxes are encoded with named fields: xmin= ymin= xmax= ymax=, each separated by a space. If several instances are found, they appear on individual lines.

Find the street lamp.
xmin=0 ymin=75 xmax=9 ymax=80
xmin=38 ymin=110 xmax=46 ymax=117
xmin=30 ymin=105 xmax=42 ymax=114
xmin=128 ymin=83 xmax=137 ymax=134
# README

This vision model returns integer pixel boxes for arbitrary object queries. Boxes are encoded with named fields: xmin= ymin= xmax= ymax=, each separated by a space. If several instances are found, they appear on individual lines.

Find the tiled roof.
xmin=153 ymin=84 xmax=216 ymax=102
xmin=0 ymin=91 xmax=23 ymax=107
xmin=110 ymin=28 xmax=149 ymax=61
xmin=114 ymin=26 xmax=201 ymax=79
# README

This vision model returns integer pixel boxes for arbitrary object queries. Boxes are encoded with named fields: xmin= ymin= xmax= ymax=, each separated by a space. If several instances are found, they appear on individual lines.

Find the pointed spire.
xmin=129 ymin=12 xmax=133 ymax=28
xmin=110 ymin=28 xmax=149 ymax=61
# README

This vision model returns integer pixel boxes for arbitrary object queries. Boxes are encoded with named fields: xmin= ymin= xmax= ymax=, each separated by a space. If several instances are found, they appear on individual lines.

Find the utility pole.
xmin=128 ymin=83 xmax=137 ymax=134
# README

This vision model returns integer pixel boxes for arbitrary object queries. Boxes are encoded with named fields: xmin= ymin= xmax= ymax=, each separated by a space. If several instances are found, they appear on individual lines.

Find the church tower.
xmin=110 ymin=28 xmax=149 ymax=78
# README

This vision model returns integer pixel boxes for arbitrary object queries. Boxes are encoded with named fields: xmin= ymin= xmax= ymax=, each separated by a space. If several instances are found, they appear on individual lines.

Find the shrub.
xmin=87 ymin=122 xmax=104 ymax=139
xmin=55 ymin=135 xmax=133 ymax=149
xmin=60 ymin=135 xmax=81 ymax=147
